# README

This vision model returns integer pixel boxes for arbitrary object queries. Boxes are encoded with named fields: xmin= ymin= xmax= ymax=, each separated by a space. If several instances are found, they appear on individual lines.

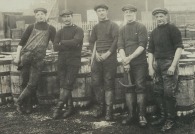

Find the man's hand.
xmin=123 ymin=64 xmax=130 ymax=72
xmin=148 ymin=66 xmax=155 ymax=79
xmin=122 ymin=55 xmax=132 ymax=65
xmin=100 ymin=51 xmax=111 ymax=61
xmin=13 ymin=57 xmax=20 ymax=65
xmin=167 ymin=65 xmax=176 ymax=75
xmin=95 ymin=52 xmax=103 ymax=62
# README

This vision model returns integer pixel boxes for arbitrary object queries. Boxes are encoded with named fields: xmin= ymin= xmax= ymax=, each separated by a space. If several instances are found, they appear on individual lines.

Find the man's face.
xmin=96 ymin=8 xmax=108 ymax=21
xmin=35 ymin=11 xmax=46 ymax=22
xmin=124 ymin=10 xmax=136 ymax=23
xmin=61 ymin=14 xmax=73 ymax=25
xmin=155 ymin=13 xmax=168 ymax=26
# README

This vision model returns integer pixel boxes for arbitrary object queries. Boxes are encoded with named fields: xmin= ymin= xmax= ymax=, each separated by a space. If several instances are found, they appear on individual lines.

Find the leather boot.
xmin=151 ymin=97 xmax=166 ymax=126
xmin=105 ymin=91 xmax=113 ymax=121
xmin=53 ymin=101 xmax=64 ymax=119
xmin=25 ymin=98 xmax=32 ymax=114
xmin=93 ymin=88 xmax=105 ymax=118
xmin=122 ymin=92 xmax=136 ymax=125
xmin=137 ymin=93 xmax=147 ymax=127
xmin=15 ymin=102 xmax=25 ymax=114
xmin=15 ymin=97 xmax=25 ymax=114
xmin=165 ymin=97 xmax=176 ymax=120
xmin=62 ymin=95 xmax=74 ymax=118
xmin=161 ymin=98 xmax=176 ymax=132
xmin=17 ymin=85 xmax=34 ymax=105
xmin=94 ymin=103 xmax=104 ymax=118
xmin=31 ymin=90 xmax=39 ymax=108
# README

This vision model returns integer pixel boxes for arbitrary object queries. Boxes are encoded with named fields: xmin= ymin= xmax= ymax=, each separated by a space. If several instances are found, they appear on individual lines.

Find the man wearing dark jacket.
xmin=89 ymin=4 xmax=119 ymax=121
xmin=148 ymin=8 xmax=183 ymax=132
xmin=52 ymin=10 xmax=84 ymax=119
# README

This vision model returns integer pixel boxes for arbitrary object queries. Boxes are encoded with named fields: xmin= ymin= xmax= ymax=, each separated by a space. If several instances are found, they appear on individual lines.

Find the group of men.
xmin=13 ymin=3 xmax=183 ymax=132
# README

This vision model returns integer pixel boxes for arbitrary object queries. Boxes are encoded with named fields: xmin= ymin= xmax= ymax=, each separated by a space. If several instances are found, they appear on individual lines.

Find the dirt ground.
xmin=1 ymin=103 xmax=195 ymax=134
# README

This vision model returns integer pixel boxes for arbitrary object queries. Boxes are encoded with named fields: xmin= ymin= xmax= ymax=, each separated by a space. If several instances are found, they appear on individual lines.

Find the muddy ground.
xmin=1 ymin=104 xmax=195 ymax=134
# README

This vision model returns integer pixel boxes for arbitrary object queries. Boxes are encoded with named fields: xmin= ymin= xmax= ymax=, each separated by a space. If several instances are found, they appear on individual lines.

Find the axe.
xmin=119 ymin=71 xmax=135 ymax=88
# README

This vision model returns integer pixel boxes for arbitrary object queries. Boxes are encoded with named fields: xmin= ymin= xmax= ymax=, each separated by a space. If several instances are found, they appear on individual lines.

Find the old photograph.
xmin=0 ymin=0 xmax=195 ymax=134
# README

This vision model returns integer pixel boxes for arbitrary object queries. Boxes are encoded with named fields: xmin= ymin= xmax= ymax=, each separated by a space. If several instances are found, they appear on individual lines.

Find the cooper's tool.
xmin=119 ymin=71 xmax=135 ymax=88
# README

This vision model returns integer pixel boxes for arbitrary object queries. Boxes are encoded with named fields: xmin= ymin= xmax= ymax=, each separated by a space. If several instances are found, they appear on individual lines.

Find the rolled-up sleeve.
xmin=117 ymin=27 xmax=125 ymax=51
xmin=171 ymin=26 xmax=184 ymax=49
xmin=138 ymin=24 xmax=148 ymax=49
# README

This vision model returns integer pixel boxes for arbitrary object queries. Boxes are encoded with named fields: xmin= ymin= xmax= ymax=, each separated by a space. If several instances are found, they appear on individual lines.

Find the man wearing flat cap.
xmin=52 ymin=10 xmax=84 ymax=119
xmin=14 ymin=7 xmax=56 ymax=114
xmin=148 ymin=8 xmax=183 ymax=132
xmin=117 ymin=4 xmax=148 ymax=127
xmin=89 ymin=4 xmax=119 ymax=121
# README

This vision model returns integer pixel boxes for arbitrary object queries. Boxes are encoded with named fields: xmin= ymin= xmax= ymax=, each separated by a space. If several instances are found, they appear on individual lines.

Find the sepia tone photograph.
xmin=0 ymin=0 xmax=195 ymax=133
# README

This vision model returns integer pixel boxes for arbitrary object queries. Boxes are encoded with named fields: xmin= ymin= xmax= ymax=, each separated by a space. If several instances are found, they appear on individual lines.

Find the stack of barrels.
xmin=0 ymin=54 xmax=13 ymax=105
xmin=71 ymin=57 xmax=91 ymax=107
xmin=36 ymin=51 xmax=59 ymax=104
xmin=176 ymin=43 xmax=195 ymax=117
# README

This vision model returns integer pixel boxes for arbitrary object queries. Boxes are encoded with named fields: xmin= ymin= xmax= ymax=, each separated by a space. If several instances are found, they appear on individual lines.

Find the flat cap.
xmin=122 ymin=4 xmax=137 ymax=12
xmin=94 ymin=4 xmax=108 ymax=11
xmin=34 ymin=8 xmax=47 ymax=14
xmin=60 ymin=10 xmax=73 ymax=16
xmin=152 ymin=8 xmax=168 ymax=15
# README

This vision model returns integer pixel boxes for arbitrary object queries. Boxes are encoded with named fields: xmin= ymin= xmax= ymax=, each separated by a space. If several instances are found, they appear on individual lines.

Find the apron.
xmin=20 ymin=24 xmax=49 ymax=66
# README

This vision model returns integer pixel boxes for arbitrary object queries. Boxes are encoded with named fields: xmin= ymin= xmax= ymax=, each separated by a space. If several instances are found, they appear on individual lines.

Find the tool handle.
xmin=90 ymin=42 xmax=96 ymax=66
xmin=127 ymin=72 xmax=133 ymax=85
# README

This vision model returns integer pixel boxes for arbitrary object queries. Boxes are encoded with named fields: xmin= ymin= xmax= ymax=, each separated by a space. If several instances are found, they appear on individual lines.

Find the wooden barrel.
xmin=114 ymin=58 xmax=125 ymax=110
xmin=178 ymin=26 xmax=186 ymax=38
xmin=186 ymin=29 xmax=190 ymax=39
xmin=180 ymin=58 xmax=195 ymax=74
xmin=181 ymin=50 xmax=192 ymax=59
xmin=11 ymin=39 xmax=20 ymax=52
xmin=16 ymin=21 xmax=25 ymax=29
xmin=0 ymin=39 xmax=11 ymax=52
xmin=37 ymin=54 xmax=59 ymax=104
xmin=72 ymin=58 xmax=92 ymax=107
xmin=176 ymin=62 xmax=195 ymax=115
xmin=189 ymin=29 xmax=195 ymax=40
xmin=187 ymin=54 xmax=195 ymax=60
xmin=0 ymin=57 xmax=12 ymax=105
xmin=11 ymin=29 xmax=23 ymax=39
xmin=10 ymin=71 xmax=22 ymax=102
xmin=185 ymin=48 xmax=195 ymax=54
